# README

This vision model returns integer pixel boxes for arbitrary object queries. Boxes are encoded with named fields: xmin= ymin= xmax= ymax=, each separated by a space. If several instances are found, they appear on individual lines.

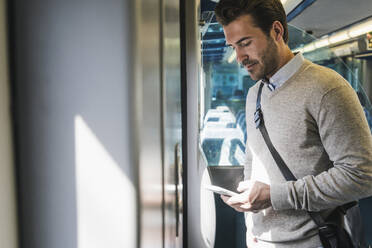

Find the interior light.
xmin=314 ymin=38 xmax=329 ymax=48
xmin=329 ymin=31 xmax=350 ymax=44
xmin=303 ymin=43 xmax=316 ymax=53
xmin=348 ymin=18 xmax=372 ymax=38
xmin=296 ymin=17 xmax=372 ymax=54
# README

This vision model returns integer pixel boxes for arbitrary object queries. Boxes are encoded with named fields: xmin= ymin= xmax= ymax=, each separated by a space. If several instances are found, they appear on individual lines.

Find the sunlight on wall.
xmin=75 ymin=115 xmax=136 ymax=248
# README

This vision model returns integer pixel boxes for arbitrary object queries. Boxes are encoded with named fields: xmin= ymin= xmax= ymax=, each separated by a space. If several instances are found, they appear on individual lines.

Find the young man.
xmin=214 ymin=0 xmax=372 ymax=247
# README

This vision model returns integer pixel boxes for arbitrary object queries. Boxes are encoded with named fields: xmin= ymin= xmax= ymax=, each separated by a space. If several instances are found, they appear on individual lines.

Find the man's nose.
xmin=236 ymin=48 xmax=247 ymax=64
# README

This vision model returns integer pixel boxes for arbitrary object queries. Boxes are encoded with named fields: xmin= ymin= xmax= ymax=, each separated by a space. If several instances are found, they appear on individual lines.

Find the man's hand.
xmin=220 ymin=180 xmax=271 ymax=212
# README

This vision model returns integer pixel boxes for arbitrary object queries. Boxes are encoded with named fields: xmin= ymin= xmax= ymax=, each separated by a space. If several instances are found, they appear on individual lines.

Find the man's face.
xmin=223 ymin=15 xmax=280 ymax=81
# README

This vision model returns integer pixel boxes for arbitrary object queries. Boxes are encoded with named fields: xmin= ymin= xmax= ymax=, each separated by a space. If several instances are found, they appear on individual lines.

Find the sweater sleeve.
xmin=271 ymin=85 xmax=372 ymax=211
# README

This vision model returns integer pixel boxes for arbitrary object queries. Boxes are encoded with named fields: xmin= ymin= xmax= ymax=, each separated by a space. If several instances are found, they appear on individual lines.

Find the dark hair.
xmin=215 ymin=0 xmax=289 ymax=43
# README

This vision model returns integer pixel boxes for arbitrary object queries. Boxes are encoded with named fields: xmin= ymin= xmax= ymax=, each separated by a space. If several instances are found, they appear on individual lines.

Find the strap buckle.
xmin=318 ymin=224 xmax=338 ymax=248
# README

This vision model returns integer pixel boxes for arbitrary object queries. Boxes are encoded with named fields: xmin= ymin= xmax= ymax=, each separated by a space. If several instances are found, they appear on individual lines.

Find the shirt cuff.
xmin=270 ymin=182 xmax=292 ymax=210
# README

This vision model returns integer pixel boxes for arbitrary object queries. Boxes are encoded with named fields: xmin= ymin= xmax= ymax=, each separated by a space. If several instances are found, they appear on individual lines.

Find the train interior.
xmin=0 ymin=0 xmax=371 ymax=247
xmin=198 ymin=0 xmax=372 ymax=247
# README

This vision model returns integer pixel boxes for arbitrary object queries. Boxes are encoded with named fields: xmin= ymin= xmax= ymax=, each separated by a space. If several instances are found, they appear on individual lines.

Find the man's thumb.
xmin=237 ymin=180 xmax=251 ymax=192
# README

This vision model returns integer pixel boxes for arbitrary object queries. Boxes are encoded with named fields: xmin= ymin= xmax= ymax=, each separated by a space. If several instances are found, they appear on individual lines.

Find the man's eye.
xmin=240 ymin=41 xmax=251 ymax=47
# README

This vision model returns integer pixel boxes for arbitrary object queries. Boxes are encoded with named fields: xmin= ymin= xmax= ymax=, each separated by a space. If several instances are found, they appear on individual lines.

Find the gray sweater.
xmin=244 ymin=59 xmax=372 ymax=247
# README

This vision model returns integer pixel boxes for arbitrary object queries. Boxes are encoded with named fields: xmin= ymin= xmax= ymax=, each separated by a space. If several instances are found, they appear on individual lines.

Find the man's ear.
xmin=272 ymin=21 xmax=284 ymax=42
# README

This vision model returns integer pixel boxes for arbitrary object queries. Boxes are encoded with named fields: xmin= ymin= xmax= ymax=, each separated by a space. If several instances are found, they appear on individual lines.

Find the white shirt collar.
xmin=268 ymin=52 xmax=304 ymax=89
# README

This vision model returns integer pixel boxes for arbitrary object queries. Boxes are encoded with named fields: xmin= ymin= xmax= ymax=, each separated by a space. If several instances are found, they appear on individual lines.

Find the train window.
xmin=290 ymin=25 xmax=372 ymax=133
xmin=199 ymin=27 xmax=250 ymax=166
xmin=199 ymin=23 xmax=372 ymax=168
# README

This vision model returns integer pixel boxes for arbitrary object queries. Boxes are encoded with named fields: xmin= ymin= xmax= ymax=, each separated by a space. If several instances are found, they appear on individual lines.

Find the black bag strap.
xmin=254 ymin=83 xmax=297 ymax=181
xmin=254 ymin=82 xmax=356 ymax=247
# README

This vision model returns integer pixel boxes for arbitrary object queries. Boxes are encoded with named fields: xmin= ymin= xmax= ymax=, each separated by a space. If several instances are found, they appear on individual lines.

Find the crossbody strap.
xmin=254 ymin=83 xmax=297 ymax=181
xmin=254 ymin=82 xmax=335 ymax=229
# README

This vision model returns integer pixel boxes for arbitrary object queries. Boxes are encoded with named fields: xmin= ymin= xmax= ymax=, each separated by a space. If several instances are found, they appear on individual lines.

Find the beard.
xmin=242 ymin=37 xmax=280 ymax=81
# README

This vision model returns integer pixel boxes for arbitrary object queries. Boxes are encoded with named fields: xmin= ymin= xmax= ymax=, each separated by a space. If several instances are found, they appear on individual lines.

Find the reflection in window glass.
xmin=201 ymin=139 xmax=223 ymax=165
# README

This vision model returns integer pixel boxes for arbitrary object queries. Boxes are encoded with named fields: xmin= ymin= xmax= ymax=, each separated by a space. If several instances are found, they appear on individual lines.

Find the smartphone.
xmin=204 ymin=184 xmax=238 ymax=197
